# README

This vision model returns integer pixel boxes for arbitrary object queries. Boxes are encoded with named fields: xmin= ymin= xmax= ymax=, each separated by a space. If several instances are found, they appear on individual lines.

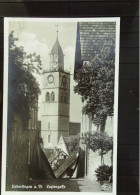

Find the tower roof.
xmin=49 ymin=28 xmax=64 ymax=71
xmin=51 ymin=37 xmax=64 ymax=56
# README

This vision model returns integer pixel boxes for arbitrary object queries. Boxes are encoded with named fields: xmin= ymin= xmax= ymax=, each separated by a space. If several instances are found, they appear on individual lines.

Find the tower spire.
xmin=50 ymin=25 xmax=64 ymax=71
xmin=55 ymin=24 xmax=59 ymax=40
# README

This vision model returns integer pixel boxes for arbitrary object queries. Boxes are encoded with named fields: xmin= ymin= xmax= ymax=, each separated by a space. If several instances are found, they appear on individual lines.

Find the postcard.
xmin=2 ymin=17 xmax=120 ymax=195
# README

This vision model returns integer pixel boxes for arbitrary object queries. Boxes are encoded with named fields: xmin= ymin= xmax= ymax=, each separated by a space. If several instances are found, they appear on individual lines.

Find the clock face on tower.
xmin=47 ymin=75 xmax=54 ymax=84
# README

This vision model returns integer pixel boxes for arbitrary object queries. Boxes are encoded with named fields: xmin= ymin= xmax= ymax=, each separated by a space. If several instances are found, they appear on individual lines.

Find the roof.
xmin=54 ymin=152 xmax=79 ymax=178
xmin=40 ymin=149 xmax=56 ymax=178
xmin=51 ymin=37 xmax=64 ymax=56
xmin=74 ymin=22 xmax=116 ymax=79
xmin=48 ymin=150 xmax=58 ymax=164
xmin=57 ymin=135 xmax=69 ymax=155
xmin=43 ymin=148 xmax=54 ymax=158
xmin=50 ymin=37 xmax=64 ymax=70
xmin=57 ymin=135 xmax=80 ymax=157
xmin=48 ymin=148 xmax=68 ymax=164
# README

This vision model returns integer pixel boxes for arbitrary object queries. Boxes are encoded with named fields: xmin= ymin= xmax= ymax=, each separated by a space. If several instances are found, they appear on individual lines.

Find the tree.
xmin=82 ymin=131 xmax=113 ymax=165
xmin=74 ymin=40 xmax=115 ymax=131
xmin=8 ymin=31 xmax=42 ymax=129
xmin=7 ymin=32 xmax=42 ymax=187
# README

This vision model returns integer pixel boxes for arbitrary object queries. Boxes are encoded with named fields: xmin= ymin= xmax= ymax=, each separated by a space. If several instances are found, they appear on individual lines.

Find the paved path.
xmin=76 ymin=178 xmax=101 ymax=192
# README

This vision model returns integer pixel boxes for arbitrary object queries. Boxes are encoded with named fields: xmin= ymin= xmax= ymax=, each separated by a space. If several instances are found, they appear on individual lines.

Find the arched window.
xmin=51 ymin=92 xmax=55 ymax=102
xmin=46 ymin=92 xmax=50 ymax=102
xmin=48 ymin=135 xmax=50 ymax=143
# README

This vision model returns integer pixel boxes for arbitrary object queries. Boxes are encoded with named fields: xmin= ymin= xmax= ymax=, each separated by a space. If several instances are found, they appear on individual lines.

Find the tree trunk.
xmin=102 ymin=155 xmax=104 ymax=165
xmin=101 ymin=154 xmax=104 ymax=166
xmin=100 ymin=116 xmax=107 ymax=132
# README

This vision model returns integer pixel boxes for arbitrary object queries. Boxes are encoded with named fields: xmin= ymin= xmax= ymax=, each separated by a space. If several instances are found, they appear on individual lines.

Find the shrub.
xmin=95 ymin=165 xmax=112 ymax=183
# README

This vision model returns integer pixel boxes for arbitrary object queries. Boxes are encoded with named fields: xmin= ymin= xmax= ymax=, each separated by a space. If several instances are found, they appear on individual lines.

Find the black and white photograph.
xmin=2 ymin=18 xmax=120 ymax=195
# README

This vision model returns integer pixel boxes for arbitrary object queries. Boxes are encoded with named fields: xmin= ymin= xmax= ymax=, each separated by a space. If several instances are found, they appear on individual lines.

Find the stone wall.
xmin=6 ymin=113 xmax=29 ymax=189
xmin=6 ymin=113 xmax=42 ymax=190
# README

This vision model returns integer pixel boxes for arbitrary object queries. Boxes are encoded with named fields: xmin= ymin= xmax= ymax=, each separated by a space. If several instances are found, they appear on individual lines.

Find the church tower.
xmin=41 ymin=30 xmax=70 ymax=149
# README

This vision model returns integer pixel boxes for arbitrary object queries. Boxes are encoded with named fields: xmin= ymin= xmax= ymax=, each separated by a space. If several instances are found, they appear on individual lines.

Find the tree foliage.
xmin=74 ymin=39 xmax=115 ymax=129
xmin=95 ymin=165 xmax=112 ymax=183
xmin=66 ymin=137 xmax=80 ymax=153
xmin=7 ymin=32 xmax=43 ymax=187
xmin=83 ymin=131 xmax=113 ymax=156
xmin=82 ymin=131 xmax=113 ymax=165
xmin=8 ymin=31 xmax=42 ymax=129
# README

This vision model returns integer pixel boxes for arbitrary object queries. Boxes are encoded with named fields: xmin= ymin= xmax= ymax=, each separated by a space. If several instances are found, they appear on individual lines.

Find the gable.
xmin=57 ymin=135 xmax=69 ymax=155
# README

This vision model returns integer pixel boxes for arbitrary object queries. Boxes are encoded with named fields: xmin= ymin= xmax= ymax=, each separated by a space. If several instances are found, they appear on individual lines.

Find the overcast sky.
xmin=9 ymin=21 xmax=82 ymax=123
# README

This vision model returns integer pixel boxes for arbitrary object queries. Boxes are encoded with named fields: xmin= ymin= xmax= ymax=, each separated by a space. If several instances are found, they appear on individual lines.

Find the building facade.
xmin=74 ymin=21 xmax=116 ymax=137
xmin=74 ymin=22 xmax=115 ymax=179
xmin=41 ymin=35 xmax=70 ymax=149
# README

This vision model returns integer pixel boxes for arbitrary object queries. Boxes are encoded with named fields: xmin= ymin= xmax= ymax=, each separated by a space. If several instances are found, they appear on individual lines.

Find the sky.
xmin=9 ymin=21 xmax=82 ymax=123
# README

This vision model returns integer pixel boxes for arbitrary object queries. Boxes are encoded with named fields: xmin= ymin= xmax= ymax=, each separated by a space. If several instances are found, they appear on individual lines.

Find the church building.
xmin=41 ymin=32 xmax=70 ymax=149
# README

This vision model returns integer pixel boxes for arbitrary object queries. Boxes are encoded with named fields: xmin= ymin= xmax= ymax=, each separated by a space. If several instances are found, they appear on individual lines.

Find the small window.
xmin=83 ymin=61 xmax=90 ymax=66
xmin=51 ymin=92 xmax=55 ymax=102
xmin=46 ymin=92 xmax=50 ymax=102
xmin=48 ymin=135 xmax=50 ymax=143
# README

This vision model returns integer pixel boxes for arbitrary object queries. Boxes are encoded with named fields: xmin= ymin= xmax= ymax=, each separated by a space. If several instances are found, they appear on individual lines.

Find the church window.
xmin=51 ymin=92 xmax=55 ymax=102
xmin=48 ymin=135 xmax=50 ymax=143
xmin=46 ymin=92 xmax=50 ymax=102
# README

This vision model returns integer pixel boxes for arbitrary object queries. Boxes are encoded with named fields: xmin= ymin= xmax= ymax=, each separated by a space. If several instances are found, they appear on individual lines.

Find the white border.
xmin=2 ymin=17 xmax=120 ymax=195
